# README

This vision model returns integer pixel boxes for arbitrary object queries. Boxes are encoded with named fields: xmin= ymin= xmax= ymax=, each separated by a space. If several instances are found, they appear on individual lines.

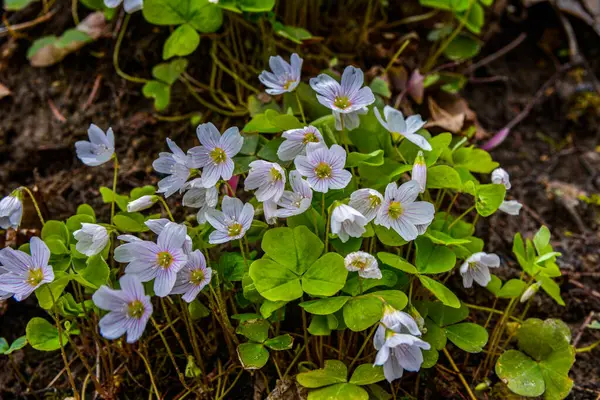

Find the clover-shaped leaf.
xmin=249 ymin=226 xmax=347 ymax=301
xmin=496 ymin=318 xmax=575 ymax=399
xmin=237 ymin=343 xmax=269 ymax=370
xmin=342 ymin=291 xmax=408 ymax=332
xmin=297 ymin=361 xmax=383 ymax=399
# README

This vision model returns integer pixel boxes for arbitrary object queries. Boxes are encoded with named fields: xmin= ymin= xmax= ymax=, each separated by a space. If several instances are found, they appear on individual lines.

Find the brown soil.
xmin=0 ymin=0 xmax=599 ymax=399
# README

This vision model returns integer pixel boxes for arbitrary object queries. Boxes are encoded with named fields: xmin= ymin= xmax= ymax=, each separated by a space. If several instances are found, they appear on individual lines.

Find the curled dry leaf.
xmin=29 ymin=12 xmax=106 ymax=67
xmin=425 ymin=97 xmax=466 ymax=133
xmin=0 ymin=83 xmax=10 ymax=99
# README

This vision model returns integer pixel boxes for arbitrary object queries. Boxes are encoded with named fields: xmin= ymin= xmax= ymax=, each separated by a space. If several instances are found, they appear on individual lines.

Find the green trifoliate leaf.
xmin=188 ymin=300 xmax=210 ymax=320
xmin=422 ymin=318 xmax=447 ymax=350
xmin=26 ymin=317 xmax=70 ymax=352
xmin=517 ymin=318 xmax=571 ymax=361
xmin=163 ymin=24 xmax=199 ymax=59
xmin=496 ymin=350 xmax=545 ymax=397
xmin=308 ymin=383 xmax=369 ymax=400
xmin=496 ymin=279 xmax=527 ymax=299
xmin=426 ymin=165 xmax=462 ymax=189
xmin=418 ymin=276 xmax=460 ymax=308
xmin=342 ymin=295 xmax=384 ymax=332
xmin=262 ymin=226 xmax=323 ymax=275
xmin=143 ymin=80 xmax=171 ymax=111
xmin=444 ymin=322 xmax=488 ymax=353
xmin=237 ymin=343 xmax=269 ymax=370
xmin=143 ymin=0 xmax=223 ymax=32
xmin=4 ymin=336 xmax=27 ymax=354
xmin=346 ymin=150 xmax=385 ymax=168
xmin=374 ymin=224 xmax=407 ymax=246
xmin=35 ymin=275 xmax=71 ymax=310
xmin=349 ymin=364 xmax=385 ymax=385
xmin=297 ymin=360 xmax=348 ymax=388
xmin=302 ymin=253 xmax=348 ymax=297
xmin=249 ymin=259 xmax=303 ymax=302
xmin=415 ymin=236 xmax=456 ymax=274
xmin=475 ymin=184 xmax=506 ymax=217
xmin=152 ymin=59 xmax=188 ymax=85
xmin=341 ymin=270 xmax=397 ymax=297
xmin=264 ymin=334 xmax=294 ymax=351
xmin=377 ymin=252 xmax=418 ymax=274
xmin=236 ymin=318 xmax=270 ymax=343
xmin=453 ymin=147 xmax=498 ymax=173
xmin=300 ymin=296 xmax=351 ymax=315
xmin=425 ymin=301 xmax=469 ymax=326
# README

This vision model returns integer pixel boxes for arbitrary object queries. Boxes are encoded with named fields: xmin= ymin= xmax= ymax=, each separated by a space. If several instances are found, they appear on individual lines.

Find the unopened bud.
xmin=127 ymin=195 xmax=158 ymax=212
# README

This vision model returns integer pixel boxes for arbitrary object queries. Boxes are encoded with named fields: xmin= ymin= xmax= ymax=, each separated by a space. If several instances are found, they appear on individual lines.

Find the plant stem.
xmin=19 ymin=187 xmax=45 ymax=226
xmin=295 ymin=91 xmax=306 ymax=124
xmin=47 ymin=286 xmax=79 ymax=400
xmin=448 ymin=205 xmax=476 ymax=230
xmin=113 ymin=14 xmax=149 ymax=84
xmin=110 ymin=156 xmax=119 ymax=225
xmin=575 ymin=340 xmax=600 ymax=353
xmin=442 ymin=348 xmax=477 ymax=400
xmin=384 ymin=39 xmax=411 ymax=74
xmin=157 ymin=196 xmax=175 ymax=222
xmin=349 ymin=324 xmax=378 ymax=369
xmin=136 ymin=349 xmax=161 ymax=398
xmin=150 ymin=317 xmax=192 ymax=390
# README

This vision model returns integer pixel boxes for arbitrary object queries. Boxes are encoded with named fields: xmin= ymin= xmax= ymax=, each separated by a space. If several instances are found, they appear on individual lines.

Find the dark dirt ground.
xmin=0 ymin=0 xmax=599 ymax=398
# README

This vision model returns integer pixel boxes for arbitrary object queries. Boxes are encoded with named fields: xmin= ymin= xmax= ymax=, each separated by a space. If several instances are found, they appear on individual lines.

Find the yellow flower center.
xmin=210 ymin=147 xmax=227 ymax=164
xmin=283 ymin=80 xmax=295 ymax=90
xmin=333 ymin=96 xmax=351 ymax=110
xmin=127 ymin=300 xmax=145 ymax=319
xmin=368 ymin=194 xmax=382 ymax=209
xmin=351 ymin=260 xmax=367 ymax=270
xmin=314 ymin=162 xmax=332 ymax=179
xmin=270 ymin=167 xmax=283 ymax=181
xmin=190 ymin=269 xmax=206 ymax=286
xmin=26 ymin=268 xmax=44 ymax=287
xmin=228 ymin=222 xmax=243 ymax=237
xmin=388 ymin=201 xmax=404 ymax=219
xmin=302 ymin=133 xmax=319 ymax=144
xmin=157 ymin=251 xmax=173 ymax=269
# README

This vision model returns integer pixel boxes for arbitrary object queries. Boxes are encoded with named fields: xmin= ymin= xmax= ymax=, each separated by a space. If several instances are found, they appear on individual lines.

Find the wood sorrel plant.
xmin=0 ymin=53 xmax=589 ymax=400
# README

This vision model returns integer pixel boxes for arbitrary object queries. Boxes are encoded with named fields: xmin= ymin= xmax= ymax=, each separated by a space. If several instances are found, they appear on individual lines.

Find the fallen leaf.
xmin=425 ymin=97 xmax=465 ymax=133
xmin=29 ymin=12 xmax=106 ymax=67
xmin=407 ymin=69 xmax=424 ymax=104
xmin=0 ymin=83 xmax=10 ymax=99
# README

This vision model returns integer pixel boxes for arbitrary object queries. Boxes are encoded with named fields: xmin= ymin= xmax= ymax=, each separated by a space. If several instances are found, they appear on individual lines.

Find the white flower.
xmin=491 ymin=168 xmax=511 ymax=190
xmin=294 ymin=144 xmax=352 ymax=193
xmin=0 ymin=191 xmax=23 ymax=230
xmin=331 ymin=204 xmax=367 ymax=243
xmin=374 ymin=106 xmax=431 ymax=151
xmin=277 ymin=126 xmax=326 ymax=161
xmin=349 ymin=188 xmax=383 ymax=223
xmin=244 ymin=161 xmax=286 ymax=202
xmin=171 ymin=250 xmax=213 ymax=303
xmin=153 ymin=138 xmax=193 ymax=198
xmin=74 ymin=223 xmax=109 ymax=257
xmin=412 ymin=151 xmax=427 ymax=193
xmin=459 ymin=252 xmax=500 ymax=288
xmin=380 ymin=304 xmax=421 ymax=336
xmin=104 ymin=0 xmax=143 ymax=13
xmin=75 ymin=124 xmax=115 ymax=167
xmin=499 ymin=200 xmax=522 ymax=216
xmin=189 ymin=123 xmax=243 ymax=188
xmin=344 ymin=251 xmax=381 ymax=279
xmin=263 ymin=200 xmax=278 ymax=225
xmin=0 ymin=237 xmax=54 ymax=301
xmin=114 ymin=223 xmax=188 ymax=297
xmin=144 ymin=219 xmax=193 ymax=255
xmin=373 ymin=326 xmax=430 ymax=383
xmin=310 ymin=66 xmax=375 ymax=131
xmin=92 ymin=275 xmax=152 ymax=343
xmin=205 ymin=196 xmax=254 ymax=244
xmin=520 ymin=281 xmax=542 ymax=303
xmin=374 ymin=181 xmax=434 ymax=241
xmin=127 ymin=195 xmax=158 ymax=212
xmin=276 ymin=170 xmax=313 ymax=218
xmin=181 ymin=178 xmax=219 ymax=224
xmin=258 ymin=53 xmax=302 ymax=95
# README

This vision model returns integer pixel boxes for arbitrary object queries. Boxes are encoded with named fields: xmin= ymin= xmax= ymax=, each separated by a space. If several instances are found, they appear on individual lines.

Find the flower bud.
xmin=127 ymin=195 xmax=158 ymax=212
xmin=520 ymin=281 xmax=542 ymax=303
xmin=412 ymin=151 xmax=427 ymax=193
xmin=0 ymin=189 xmax=23 ymax=230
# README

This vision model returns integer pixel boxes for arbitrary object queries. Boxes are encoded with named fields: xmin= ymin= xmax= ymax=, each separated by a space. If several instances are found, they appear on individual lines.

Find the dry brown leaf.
xmin=425 ymin=97 xmax=465 ymax=133
xmin=30 ymin=12 xmax=106 ymax=67
xmin=0 ymin=82 xmax=10 ymax=99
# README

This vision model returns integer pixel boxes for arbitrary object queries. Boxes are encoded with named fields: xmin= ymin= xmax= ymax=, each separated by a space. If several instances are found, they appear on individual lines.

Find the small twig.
xmin=482 ymin=62 xmax=573 ymax=150
xmin=573 ymin=311 xmax=595 ymax=347
xmin=467 ymin=33 xmax=527 ymax=74
xmin=0 ymin=10 xmax=56 ymax=37
xmin=569 ymin=279 xmax=600 ymax=300
xmin=48 ymin=99 xmax=67 ymax=122
xmin=83 ymin=75 xmax=103 ymax=110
